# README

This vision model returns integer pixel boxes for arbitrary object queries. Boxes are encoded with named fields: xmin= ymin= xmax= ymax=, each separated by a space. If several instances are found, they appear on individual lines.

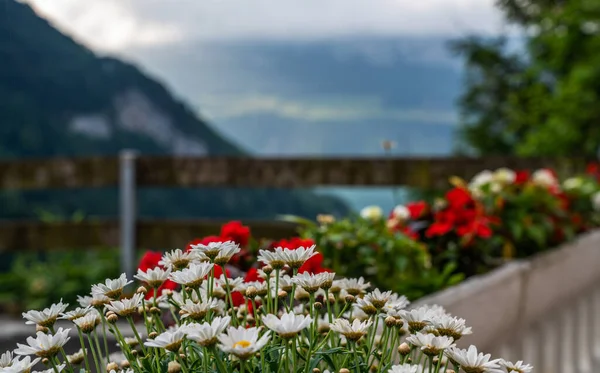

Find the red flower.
xmin=244 ymin=267 xmax=262 ymax=283
xmin=446 ymin=187 xmax=473 ymax=209
xmin=515 ymin=170 xmax=530 ymax=185
xmin=146 ymin=280 xmax=178 ymax=300
xmin=138 ymin=251 xmax=162 ymax=272
xmin=298 ymin=252 xmax=331 ymax=274
xmin=407 ymin=201 xmax=428 ymax=220
xmin=220 ymin=221 xmax=251 ymax=247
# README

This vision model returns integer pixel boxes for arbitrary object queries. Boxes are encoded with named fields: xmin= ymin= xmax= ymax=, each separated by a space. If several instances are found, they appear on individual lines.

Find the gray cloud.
xmin=23 ymin=0 xmax=502 ymax=52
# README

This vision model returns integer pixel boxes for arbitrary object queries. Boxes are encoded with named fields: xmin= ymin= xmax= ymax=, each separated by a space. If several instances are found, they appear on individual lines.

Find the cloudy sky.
xmin=22 ymin=0 xmax=503 ymax=52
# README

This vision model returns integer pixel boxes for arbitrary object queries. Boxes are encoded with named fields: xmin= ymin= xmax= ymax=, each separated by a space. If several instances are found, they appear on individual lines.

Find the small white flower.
xmin=399 ymin=305 xmax=440 ymax=332
xmin=0 ymin=351 xmax=12 ymax=368
xmin=134 ymin=267 xmax=172 ymax=288
xmin=22 ymin=300 xmax=68 ymax=327
xmin=257 ymin=248 xmax=287 ymax=269
xmin=60 ymin=306 xmax=93 ymax=321
xmin=469 ymin=170 xmax=494 ymax=191
xmin=498 ymin=360 xmax=533 ymax=373
xmin=145 ymin=328 xmax=186 ymax=352
xmin=292 ymin=273 xmax=325 ymax=293
xmin=445 ymin=345 xmax=502 ymax=373
xmin=337 ymin=277 xmax=371 ymax=296
xmin=360 ymin=205 xmax=383 ymax=220
xmin=406 ymin=332 xmax=454 ymax=356
xmin=170 ymin=262 xmax=214 ymax=288
xmin=388 ymin=364 xmax=422 ymax=373
xmin=532 ymin=169 xmax=558 ymax=189
xmin=73 ymin=311 xmax=101 ymax=333
xmin=431 ymin=314 xmax=472 ymax=340
xmin=283 ymin=245 xmax=318 ymax=268
xmin=184 ymin=316 xmax=231 ymax=347
xmin=364 ymin=288 xmax=393 ymax=309
xmin=191 ymin=241 xmax=241 ymax=263
xmin=382 ymin=294 xmax=410 ymax=316
xmin=216 ymin=275 xmax=243 ymax=291
xmin=77 ymin=294 xmax=110 ymax=308
xmin=262 ymin=311 xmax=312 ymax=339
xmin=493 ymin=168 xmax=516 ymax=185
xmin=159 ymin=249 xmax=200 ymax=270
xmin=91 ymin=273 xmax=132 ymax=299
xmin=0 ymin=352 xmax=40 ymax=371
xmin=105 ymin=293 xmax=144 ymax=317
xmin=330 ymin=319 xmax=372 ymax=341
xmin=218 ymin=326 xmax=271 ymax=360
xmin=179 ymin=298 xmax=222 ymax=320
xmin=66 ymin=349 xmax=85 ymax=365
xmin=392 ymin=205 xmax=411 ymax=221
xmin=14 ymin=328 xmax=71 ymax=358
xmin=278 ymin=275 xmax=294 ymax=292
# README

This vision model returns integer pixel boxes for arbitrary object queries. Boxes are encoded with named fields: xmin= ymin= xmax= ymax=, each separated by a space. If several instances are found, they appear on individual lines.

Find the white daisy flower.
xmin=493 ymin=168 xmax=516 ymax=185
xmin=73 ymin=311 xmax=101 ymax=334
xmin=355 ymin=297 xmax=378 ymax=315
xmin=0 ymin=352 xmax=40 ymax=371
xmin=283 ymin=245 xmax=318 ymax=269
xmin=14 ymin=328 xmax=71 ymax=358
xmin=134 ymin=267 xmax=172 ymax=288
xmin=91 ymin=273 xmax=132 ymax=299
xmin=406 ymin=332 xmax=454 ymax=356
xmin=329 ymin=319 xmax=372 ymax=341
xmin=382 ymin=294 xmax=410 ymax=316
xmin=392 ymin=205 xmax=411 ymax=221
xmin=364 ymin=288 xmax=393 ymax=309
xmin=316 ymin=272 xmax=335 ymax=290
xmin=59 ymin=306 xmax=93 ymax=321
xmin=22 ymin=300 xmax=68 ymax=328
xmin=292 ymin=273 xmax=326 ymax=293
xmin=388 ymin=364 xmax=422 ymax=373
xmin=144 ymin=328 xmax=186 ymax=352
xmin=106 ymin=293 xmax=144 ymax=317
xmin=431 ymin=314 xmax=472 ymax=340
xmin=184 ymin=316 xmax=231 ymax=347
xmin=200 ymin=280 xmax=227 ymax=299
xmin=159 ymin=249 xmax=200 ymax=270
xmin=170 ymin=262 xmax=214 ymax=288
xmin=278 ymin=275 xmax=294 ymax=292
xmin=179 ymin=298 xmax=222 ymax=320
xmin=66 ymin=348 xmax=85 ymax=365
xmin=445 ymin=346 xmax=502 ymax=373
xmin=218 ymin=326 xmax=271 ymax=360
xmin=399 ymin=306 xmax=436 ymax=332
xmin=257 ymin=248 xmax=287 ymax=269
xmin=338 ymin=277 xmax=371 ymax=296
xmin=360 ymin=205 xmax=383 ymax=220
xmin=216 ymin=275 xmax=243 ymax=291
xmin=191 ymin=241 xmax=241 ymax=263
xmin=498 ymin=360 xmax=533 ymax=373
xmin=76 ymin=294 xmax=109 ymax=308
xmin=262 ymin=311 xmax=312 ymax=339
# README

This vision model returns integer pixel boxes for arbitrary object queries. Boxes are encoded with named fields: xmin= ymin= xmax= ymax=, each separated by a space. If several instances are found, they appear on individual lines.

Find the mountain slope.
xmin=0 ymin=0 xmax=349 ymax=220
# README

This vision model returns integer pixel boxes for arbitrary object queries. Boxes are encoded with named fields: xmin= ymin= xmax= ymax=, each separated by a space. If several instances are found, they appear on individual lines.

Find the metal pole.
xmin=119 ymin=149 xmax=137 ymax=279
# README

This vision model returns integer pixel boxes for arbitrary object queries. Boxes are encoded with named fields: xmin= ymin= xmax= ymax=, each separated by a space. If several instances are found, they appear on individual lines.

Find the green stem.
xmin=127 ymin=316 xmax=148 ymax=355
xmin=277 ymin=341 xmax=288 ymax=373
xmin=86 ymin=334 xmax=102 ymax=373
xmin=274 ymin=269 xmax=280 ymax=312
xmin=352 ymin=341 xmax=360 ymax=373
xmin=176 ymin=352 xmax=190 ymax=373
xmin=49 ymin=357 xmax=61 ymax=373
xmin=99 ymin=312 xmax=111 ymax=360
xmin=92 ymin=330 xmax=105 ymax=366
xmin=76 ymin=327 xmax=92 ymax=373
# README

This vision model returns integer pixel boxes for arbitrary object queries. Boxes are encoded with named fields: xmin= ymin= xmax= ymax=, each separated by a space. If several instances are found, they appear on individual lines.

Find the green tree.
xmin=454 ymin=0 xmax=600 ymax=157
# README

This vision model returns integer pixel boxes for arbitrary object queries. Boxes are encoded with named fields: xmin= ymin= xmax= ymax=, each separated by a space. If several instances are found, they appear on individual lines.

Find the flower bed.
xmin=1 ymin=244 xmax=533 ymax=373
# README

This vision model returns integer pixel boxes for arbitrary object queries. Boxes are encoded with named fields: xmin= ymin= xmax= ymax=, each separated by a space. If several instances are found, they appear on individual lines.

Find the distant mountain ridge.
xmin=0 ymin=0 xmax=349 ymax=220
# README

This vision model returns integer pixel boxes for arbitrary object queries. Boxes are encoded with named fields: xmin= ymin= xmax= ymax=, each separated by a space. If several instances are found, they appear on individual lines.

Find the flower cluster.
xmin=2 ymin=243 xmax=532 ymax=373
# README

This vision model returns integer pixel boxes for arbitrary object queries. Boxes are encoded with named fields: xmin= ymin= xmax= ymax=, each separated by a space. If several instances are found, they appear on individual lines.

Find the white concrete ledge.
xmin=414 ymin=229 xmax=600 ymax=351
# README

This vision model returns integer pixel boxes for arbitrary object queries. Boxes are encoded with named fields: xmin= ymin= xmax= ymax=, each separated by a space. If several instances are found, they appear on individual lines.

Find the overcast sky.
xmin=22 ymin=0 xmax=503 ymax=52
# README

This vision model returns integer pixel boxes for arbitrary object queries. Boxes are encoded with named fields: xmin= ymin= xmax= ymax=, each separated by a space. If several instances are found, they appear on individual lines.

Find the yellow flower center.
xmin=233 ymin=340 xmax=252 ymax=348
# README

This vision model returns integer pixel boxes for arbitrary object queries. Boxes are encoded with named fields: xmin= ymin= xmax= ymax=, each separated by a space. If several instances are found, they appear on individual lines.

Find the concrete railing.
xmin=415 ymin=230 xmax=600 ymax=372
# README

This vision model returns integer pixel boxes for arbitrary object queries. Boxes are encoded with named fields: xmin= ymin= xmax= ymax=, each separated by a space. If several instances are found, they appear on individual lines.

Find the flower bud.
xmin=36 ymin=325 xmax=49 ymax=334
xmin=384 ymin=316 xmax=396 ymax=327
xmin=179 ymin=354 xmax=186 ymax=359
xmin=345 ymin=295 xmax=355 ymax=304
xmin=328 ymin=294 xmax=336 ymax=304
xmin=150 ymin=307 xmax=161 ymax=315
xmin=246 ymin=286 xmax=258 ymax=298
xmin=164 ymin=289 xmax=174 ymax=297
xmin=107 ymin=313 xmax=118 ymax=324
xmin=398 ymin=342 xmax=411 ymax=356
xmin=136 ymin=286 xmax=148 ymax=294
xmin=131 ymin=350 xmax=138 ymax=356
xmin=107 ymin=362 xmax=119 ymax=371
xmin=41 ymin=358 xmax=49 ymax=365
xmin=168 ymin=361 xmax=182 ymax=373
xmin=313 ymin=302 xmax=323 ymax=310
xmin=246 ymin=314 xmax=255 ymax=323
xmin=149 ymin=332 xmax=159 ymax=339
xmin=339 ymin=369 xmax=350 ymax=373
xmin=313 ymin=369 xmax=321 ymax=373
xmin=262 ymin=265 xmax=273 ymax=275
xmin=278 ymin=290 xmax=288 ymax=298
xmin=395 ymin=319 xmax=404 ymax=328
xmin=121 ymin=360 xmax=130 ymax=368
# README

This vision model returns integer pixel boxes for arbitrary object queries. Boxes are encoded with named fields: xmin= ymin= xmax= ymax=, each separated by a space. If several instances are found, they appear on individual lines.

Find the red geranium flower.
xmin=407 ymin=201 xmax=428 ymax=220
xmin=515 ymin=170 xmax=530 ymax=185
xmin=138 ymin=251 xmax=162 ymax=272
xmin=446 ymin=187 xmax=473 ymax=209
xmin=220 ymin=221 xmax=251 ymax=247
